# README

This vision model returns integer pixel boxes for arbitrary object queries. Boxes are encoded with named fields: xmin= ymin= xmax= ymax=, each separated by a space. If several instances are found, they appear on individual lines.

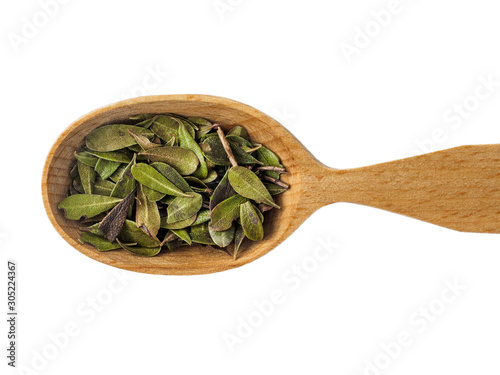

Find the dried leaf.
xmin=176 ymin=118 xmax=208 ymax=179
xmin=136 ymin=184 xmax=161 ymax=237
xmin=93 ymin=178 xmax=116 ymax=196
xmin=128 ymin=130 xmax=161 ymax=151
xmin=209 ymin=169 xmax=235 ymax=210
xmin=98 ymin=187 xmax=136 ymax=242
xmin=86 ymin=125 xmax=154 ymax=152
xmin=228 ymin=166 xmax=279 ymax=208
xmin=171 ymin=228 xmax=192 ymax=245
xmin=209 ymin=225 xmax=235 ymax=247
xmin=151 ymin=162 xmax=192 ymax=192
xmin=201 ymin=170 xmax=218 ymax=184
xmin=58 ymin=194 xmax=122 ymax=220
xmin=210 ymin=194 xmax=248 ymax=231
xmin=110 ymin=154 xmax=136 ymax=198
xmin=240 ymin=201 xmax=264 ymax=241
xmin=131 ymin=163 xmax=193 ymax=197
xmin=94 ymin=158 xmax=121 ymax=180
xmin=192 ymin=209 xmax=211 ymax=225
xmin=255 ymin=146 xmax=283 ymax=179
xmin=263 ymin=182 xmax=288 ymax=196
xmin=190 ymin=223 xmax=216 ymax=245
xmin=86 ymin=150 xmax=132 ymax=163
xmin=79 ymin=232 xmax=122 ymax=252
xmin=201 ymin=136 xmax=261 ymax=166
xmin=160 ymin=214 xmax=197 ymax=229
xmin=78 ymin=161 xmax=95 ymax=194
xmin=142 ymin=185 xmax=166 ymax=202
xmin=150 ymin=115 xmax=180 ymax=141
xmin=138 ymin=146 xmax=199 ymax=176
xmin=118 ymin=220 xmax=162 ymax=248
xmin=166 ymin=193 xmax=203 ymax=224
xmin=116 ymin=239 xmax=161 ymax=257
xmin=75 ymin=151 xmax=98 ymax=167
xmin=233 ymin=225 xmax=245 ymax=260
xmin=227 ymin=125 xmax=249 ymax=140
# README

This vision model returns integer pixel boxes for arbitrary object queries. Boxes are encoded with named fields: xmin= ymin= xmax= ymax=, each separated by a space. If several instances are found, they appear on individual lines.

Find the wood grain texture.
xmin=42 ymin=95 xmax=500 ymax=276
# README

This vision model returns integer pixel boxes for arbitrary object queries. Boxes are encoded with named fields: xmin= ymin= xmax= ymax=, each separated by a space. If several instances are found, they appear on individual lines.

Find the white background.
xmin=2 ymin=0 xmax=500 ymax=374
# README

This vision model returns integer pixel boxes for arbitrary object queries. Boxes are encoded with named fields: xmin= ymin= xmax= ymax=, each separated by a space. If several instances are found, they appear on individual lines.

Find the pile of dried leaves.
xmin=58 ymin=114 xmax=288 ymax=259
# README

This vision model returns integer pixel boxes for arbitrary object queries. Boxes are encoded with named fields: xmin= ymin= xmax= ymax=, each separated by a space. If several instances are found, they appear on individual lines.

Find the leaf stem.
xmin=261 ymin=175 xmax=289 ymax=189
xmin=215 ymin=125 xmax=238 ymax=167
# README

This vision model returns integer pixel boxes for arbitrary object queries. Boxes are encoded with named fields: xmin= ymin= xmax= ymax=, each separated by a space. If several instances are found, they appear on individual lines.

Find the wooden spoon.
xmin=42 ymin=95 xmax=500 ymax=275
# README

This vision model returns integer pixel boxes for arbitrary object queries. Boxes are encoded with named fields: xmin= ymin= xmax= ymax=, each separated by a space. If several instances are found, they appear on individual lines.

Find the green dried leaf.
xmin=187 ymin=116 xmax=212 ymax=128
xmin=93 ymin=178 xmax=116 ymax=196
xmin=86 ymin=150 xmax=132 ymax=163
xmin=160 ymin=195 xmax=176 ymax=205
xmin=200 ymin=136 xmax=231 ymax=165
xmin=94 ymin=158 xmax=121 ymax=180
xmin=226 ymin=135 xmax=253 ymax=148
xmin=192 ymin=209 xmax=211 ymax=225
xmin=201 ymin=170 xmax=218 ymax=184
xmin=111 ymin=154 xmax=136 ymax=198
xmin=128 ymin=144 xmax=144 ymax=153
xmin=190 ymin=223 xmax=216 ymax=245
xmin=160 ymin=214 xmax=197 ymax=229
xmin=210 ymin=195 xmax=248 ymax=231
xmin=240 ymin=201 xmax=264 ymax=241
xmin=176 ymin=118 xmax=208 ymax=179
xmin=166 ymin=193 xmax=203 ymax=224
xmin=131 ymin=115 xmax=156 ymax=128
xmin=171 ymin=228 xmax=192 ymax=245
xmin=86 ymin=125 xmax=154 ymax=152
xmin=228 ymin=166 xmax=279 ymax=208
xmin=209 ymin=169 xmax=235 ymax=210
xmin=138 ymin=146 xmax=199 ymax=176
xmin=151 ymin=162 xmax=192 ymax=192
xmin=209 ymin=225 xmax=235 ymax=247
xmin=165 ymin=239 xmax=182 ymax=250
xmin=227 ymin=126 xmax=249 ymax=140
xmin=80 ymin=222 xmax=103 ymax=236
xmin=188 ymin=116 xmax=214 ymax=139
xmin=116 ymin=239 xmax=161 ymax=257
xmin=142 ymin=185 xmax=166 ymax=202
xmin=128 ymin=130 xmax=161 ymax=151
xmin=109 ymin=164 xmax=128 ymax=182
xmin=77 ymin=161 xmax=95 ymax=194
xmin=70 ymin=163 xmax=79 ymax=179
xmin=255 ymin=146 xmax=283 ymax=179
xmin=136 ymin=184 xmax=161 ymax=237
xmin=263 ymin=182 xmax=288 ymax=195
xmin=150 ymin=115 xmax=180 ymax=142
xmin=99 ymin=188 xmax=136 ymax=242
xmin=131 ymin=163 xmax=193 ymax=197
xmin=73 ymin=177 xmax=84 ymax=194
xmin=201 ymin=136 xmax=261 ymax=166
xmin=75 ymin=151 xmax=98 ymax=167
xmin=233 ymin=225 xmax=245 ymax=260
xmin=118 ymin=220 xmax=161 ymax=248
xmin=58 ymin=194 xmax=122 ymax=220
xmin=79 ymin=232 xmax=121 ymax=252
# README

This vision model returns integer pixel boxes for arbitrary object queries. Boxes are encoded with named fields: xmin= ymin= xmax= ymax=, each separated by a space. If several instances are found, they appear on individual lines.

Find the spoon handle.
xmin=315 ymin=144 xmax=500 ymax=233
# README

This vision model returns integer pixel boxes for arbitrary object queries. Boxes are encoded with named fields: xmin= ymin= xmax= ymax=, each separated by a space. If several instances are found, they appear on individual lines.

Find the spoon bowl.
xmin=43 ymin=95 xmax=500 ymax=275
xmin=43 ymin=95 xmax=313 ymax=275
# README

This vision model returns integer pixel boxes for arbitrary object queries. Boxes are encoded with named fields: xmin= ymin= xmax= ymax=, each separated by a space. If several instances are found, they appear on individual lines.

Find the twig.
xmin=256 ymin=166 xmax=287 ymax=173
xmin=161 ymin=231 xmax=178 ymax=246
xmin=261 ymin=175 xmax=289 ymax=189
xmin=215 ymin=125 xmax=238 ymax=167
